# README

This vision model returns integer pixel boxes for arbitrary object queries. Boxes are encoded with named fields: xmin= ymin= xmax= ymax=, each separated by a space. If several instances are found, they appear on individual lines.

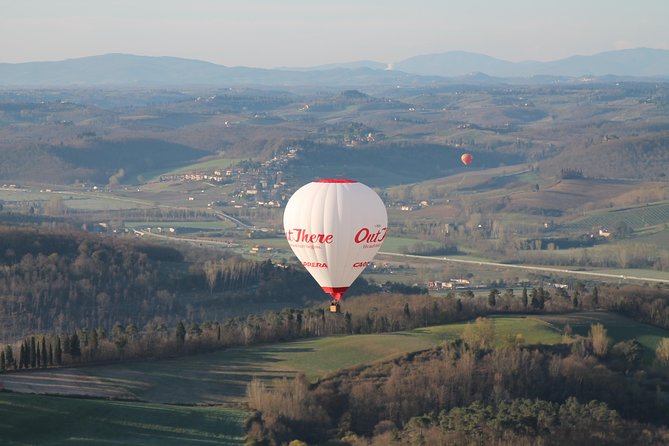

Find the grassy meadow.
xmin=1 ymin=312 xmax=668 ymax=444
xmin=0 ymin=392 xmax=246 ymax=446
xmin=4 ymin=312 xmax=666 ymax=406
xmin=539 ymin=311 xmax=669 ymax=362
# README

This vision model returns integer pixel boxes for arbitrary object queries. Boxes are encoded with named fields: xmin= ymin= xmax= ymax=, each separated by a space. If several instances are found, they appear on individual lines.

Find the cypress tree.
xmin=530 ymin=288 xmax=540 ymax=309
xmin=5 ymin=345 xmax=14 ymax=370
xmin=403 ymin=302 xmax=411 ymax=319
xmin=19 ymin=343 xmax=25 ymax=369
xmin=62 ymin=335 xmax=71 ymax=356
xmin=538 ymin=287 xmax=546 ymax=309
xmin=48 ymin=343 xmax=54 ymax=366
xmin=41 ymin=337 xmax=47 ymax=368
xmin=488 ymin=289 xmax=498 ymax=307
xmin=30 ymin=337 xmax=36 ymax=368
xmin=91 ymin=330 xmax=99 ymax=350
xmin=176 ymin=321 xmax=186 ymax=346
xmin=24 ymin=341 xmax=30 ymax=368
xmin=592 ymin=286 xmax=599 ymax=307
xmin=522 ymin=287 xmax=529 ymax=307
xmin=1 ymin=350 xmax=5 ymax=372
xmin=55 ymin=336 xmax=62 ymax=365
xmin=36 ymin=344 xmax=41 ymax=368
xmin=70 ymin=333 xmax=81 ymax=359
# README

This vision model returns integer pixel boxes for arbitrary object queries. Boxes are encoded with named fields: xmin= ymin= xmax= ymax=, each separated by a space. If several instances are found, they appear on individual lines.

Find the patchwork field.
xmin=559 ymin=201 xmax=669 ymax=233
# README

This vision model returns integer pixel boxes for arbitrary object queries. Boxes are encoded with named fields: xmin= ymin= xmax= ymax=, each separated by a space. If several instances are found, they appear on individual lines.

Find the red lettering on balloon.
xmin=303 ymin=261 xmax=328 ymax=268
xmin=354 ymin=227 xmax=387 ymax=244
xmin=286 ymin=228 xmax=334 ymax=244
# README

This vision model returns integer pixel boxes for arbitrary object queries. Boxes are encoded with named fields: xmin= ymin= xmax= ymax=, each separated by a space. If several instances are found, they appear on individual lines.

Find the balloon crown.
xmin=317 ymin=179 xmax=356 ymax=183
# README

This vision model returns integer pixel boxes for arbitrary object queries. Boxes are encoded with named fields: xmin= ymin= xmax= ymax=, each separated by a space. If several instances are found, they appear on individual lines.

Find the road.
xmin=132 ymin=229 xmax=239 ymax=248
xmin=378 ymin=251 xmax=668 ymax=285
xmin=213 ymin=211 xmax=254 ymax=229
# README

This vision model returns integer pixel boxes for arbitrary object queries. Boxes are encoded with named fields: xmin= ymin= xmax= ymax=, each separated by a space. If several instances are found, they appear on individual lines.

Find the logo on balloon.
xmin=286 ymin=228 xmax=334 ymax=244
xmin=354 ymin=227 xmax=387 ymax=248
xmin=303 ymin=261 xmax=328 ymax=268
xmin=352 ymin=261 xmax=371 ymax=268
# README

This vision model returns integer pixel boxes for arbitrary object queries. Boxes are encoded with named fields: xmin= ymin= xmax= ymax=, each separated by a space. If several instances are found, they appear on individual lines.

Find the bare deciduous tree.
xmin=589 ymin=323 xmax=609 ymax=357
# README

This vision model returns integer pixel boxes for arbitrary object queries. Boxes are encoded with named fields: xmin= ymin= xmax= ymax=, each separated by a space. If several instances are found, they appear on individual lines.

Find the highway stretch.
xmin=131 ymin=227 xmax=668 ymax=286
xmin=378 ymin=252 xmax=668 ymax=285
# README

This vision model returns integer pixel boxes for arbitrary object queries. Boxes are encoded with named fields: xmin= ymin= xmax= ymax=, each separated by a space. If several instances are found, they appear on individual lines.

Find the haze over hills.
xmin=1 ymin=48 xmax=668 ymax=87
xmin=393 ymin=48 xmax=669 ymax=78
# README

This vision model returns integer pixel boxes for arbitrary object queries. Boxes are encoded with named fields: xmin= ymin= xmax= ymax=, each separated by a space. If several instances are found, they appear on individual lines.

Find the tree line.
xmin=3 ymin=278 xmax=668 ymax=375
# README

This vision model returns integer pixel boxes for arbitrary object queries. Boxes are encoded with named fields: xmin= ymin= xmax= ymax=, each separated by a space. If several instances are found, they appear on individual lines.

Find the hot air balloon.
xmin=283 ymin=179 xmax=388 ymax=312
xmin=461 ymin=153 xmax=473 ymax=166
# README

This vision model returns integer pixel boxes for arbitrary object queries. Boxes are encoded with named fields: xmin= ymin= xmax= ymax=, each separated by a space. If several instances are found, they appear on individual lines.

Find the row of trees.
xmin=1 ymin=279 xmax=661 ymax=375
xmin=0 ymin=334 xmax=72 ymax=371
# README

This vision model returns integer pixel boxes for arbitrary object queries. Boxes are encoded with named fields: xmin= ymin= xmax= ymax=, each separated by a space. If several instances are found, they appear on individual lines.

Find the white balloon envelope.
xmin=283 ymin=179 xmax=388 ymax=302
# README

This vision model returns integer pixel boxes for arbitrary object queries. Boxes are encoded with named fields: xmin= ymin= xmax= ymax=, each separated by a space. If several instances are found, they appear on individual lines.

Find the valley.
xmin=1 ymin=79 xmax=669 ymax=445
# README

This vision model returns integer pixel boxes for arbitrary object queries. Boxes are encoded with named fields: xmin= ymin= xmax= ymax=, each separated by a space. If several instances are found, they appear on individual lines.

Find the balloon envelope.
xmin=461 ymin=153 xmax=473 ymax=166
xmin=283 ymin=179 xmax=388 ymax=301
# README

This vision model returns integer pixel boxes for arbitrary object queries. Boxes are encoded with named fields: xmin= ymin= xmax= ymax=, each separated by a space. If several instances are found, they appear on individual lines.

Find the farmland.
xmin=3 ymin=312 xmax=666 ymax=404
xmin=560 ymin=201 xmax=669 ymax=233
xmin=1 ymin=55 xmax=669 ymax=445
xmin=0 ymin=392 xmax=246 ymax=446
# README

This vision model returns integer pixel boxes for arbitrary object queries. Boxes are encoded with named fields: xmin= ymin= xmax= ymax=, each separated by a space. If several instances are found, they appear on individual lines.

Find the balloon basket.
xmin=329 ymin=302 xmax=341 ymax=313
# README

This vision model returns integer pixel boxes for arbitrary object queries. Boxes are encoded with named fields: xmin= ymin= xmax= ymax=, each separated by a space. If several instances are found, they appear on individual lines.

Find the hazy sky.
xmin=2 ymin=0 xmax=668 ymax=67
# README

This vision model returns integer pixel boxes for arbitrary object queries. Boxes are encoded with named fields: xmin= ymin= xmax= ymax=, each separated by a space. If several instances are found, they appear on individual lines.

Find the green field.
xmin=0 ymin=189 xmax=156 ymax=212
xmin=1 ymin=318 xmax=561 ymax=405
xmin=1 ymin=312 xmax=667 ymax=443
xmin=125 ymin=220 xmax=235 ymax=231
xmin=539 ymin=312 xmax=669 ymax=362
xmin=0 ymin=392 xmax=246 ymax=445
xmin=560 ymin=201 xmax=669 ymax=233
xmin=378 ymin=236 xmax=442 ymax=254
xmin=6 ymin=312 xmax=665 ymax=407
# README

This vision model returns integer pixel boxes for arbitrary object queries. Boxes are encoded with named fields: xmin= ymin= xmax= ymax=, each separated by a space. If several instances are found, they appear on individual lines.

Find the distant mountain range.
xmin=1 ymin=48 xmax=668 ymax=87
xmin=392 ymin=48 xmax=669 ymax=78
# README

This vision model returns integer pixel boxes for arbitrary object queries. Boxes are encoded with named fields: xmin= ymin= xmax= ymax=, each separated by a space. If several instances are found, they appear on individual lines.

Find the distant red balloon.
xmin=461 ymin=153 xmax=473 ymax=166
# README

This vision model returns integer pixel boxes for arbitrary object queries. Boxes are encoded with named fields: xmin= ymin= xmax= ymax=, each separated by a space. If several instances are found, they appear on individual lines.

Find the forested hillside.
xmin=247 ymin=323 xmax=669 ymax=445
xmin=0 ymin=226 xmax=331 ymax=341
xmin=542 ymin=132 xmax=669 ymax=179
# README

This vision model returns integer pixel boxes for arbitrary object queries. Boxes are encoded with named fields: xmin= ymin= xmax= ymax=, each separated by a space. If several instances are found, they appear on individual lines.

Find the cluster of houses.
xmin=159 ymin=146 xmax=302 ymax=208
xmin=398 ymin=200 xmax=433 ymax=211
xmin=427 ymin=278 xmax=473 ymax=290
xmin=159 ymin=170 xmax=229 ymax=183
